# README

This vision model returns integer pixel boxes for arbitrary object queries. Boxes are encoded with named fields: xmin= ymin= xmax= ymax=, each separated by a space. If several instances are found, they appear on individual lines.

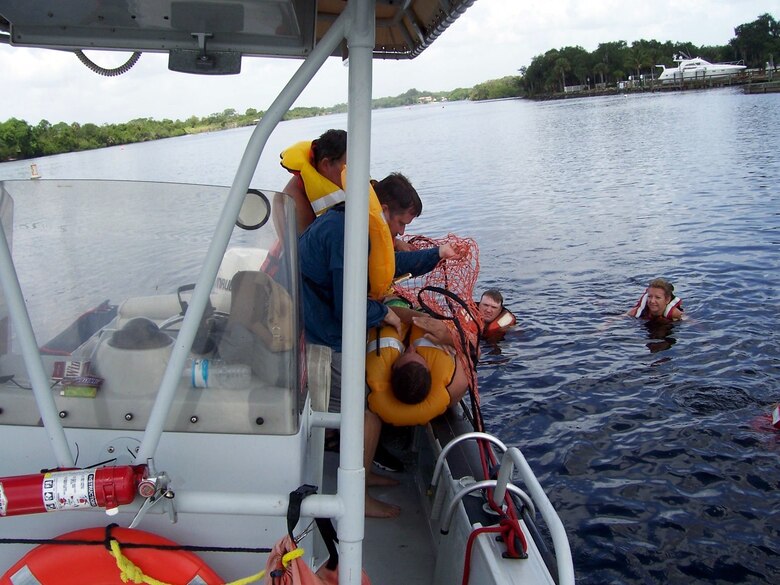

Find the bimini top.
xmin=0 ymin=0 xmax=477 ymax=70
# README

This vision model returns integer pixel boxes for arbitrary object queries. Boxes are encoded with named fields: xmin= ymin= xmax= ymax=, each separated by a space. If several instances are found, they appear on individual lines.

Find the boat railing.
xmin=431 ymin=431 xmax=575 ymax=585
xmin=439 ymin=479 xmax=536 ymax=531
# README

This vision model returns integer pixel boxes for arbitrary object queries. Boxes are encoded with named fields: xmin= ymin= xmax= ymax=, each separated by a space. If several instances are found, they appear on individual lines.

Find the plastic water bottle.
xmin=184 ymin=359 xmax=251 ymax=389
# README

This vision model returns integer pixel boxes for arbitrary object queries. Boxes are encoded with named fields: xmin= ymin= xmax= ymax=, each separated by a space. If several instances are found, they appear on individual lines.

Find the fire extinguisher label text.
xmin=42 ymin=470 xmax=97 ymax=512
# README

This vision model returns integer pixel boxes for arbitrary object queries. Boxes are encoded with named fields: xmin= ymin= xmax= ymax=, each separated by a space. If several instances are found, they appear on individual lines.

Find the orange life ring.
xmin=0 ymin=526 xmax=223 ymax=585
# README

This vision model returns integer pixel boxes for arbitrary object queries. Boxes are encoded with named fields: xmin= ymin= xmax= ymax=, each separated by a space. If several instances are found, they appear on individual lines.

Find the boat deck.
xmin=323 ymin=432 xmax=437 ymax=585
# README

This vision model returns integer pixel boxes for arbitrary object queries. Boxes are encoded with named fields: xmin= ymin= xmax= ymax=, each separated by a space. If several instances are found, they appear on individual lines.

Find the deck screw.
xmin=190 ymin=415 xmax=198 ymax=423
xmin=58 ymin=410 xmax=67 ymax=419
xmin=125 ymin=413 xmax=133 ymax=421
xmin=255 ymin=417 xmax=264 ymax=425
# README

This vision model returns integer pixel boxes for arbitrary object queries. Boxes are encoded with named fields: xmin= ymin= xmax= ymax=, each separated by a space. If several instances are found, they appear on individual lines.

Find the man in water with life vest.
xmin=477 ymin=289 xmax=517 ymax=340
xmin=627 ymin=278 xmax=684 ymax=321
xmin=299 ymin=172 xmax=463 ymax=517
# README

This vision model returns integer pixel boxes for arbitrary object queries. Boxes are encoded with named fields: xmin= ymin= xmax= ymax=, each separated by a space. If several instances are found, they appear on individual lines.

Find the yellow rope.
xmin=281 ymin=547 xmax=305 ymax=567
xmin=110 ymin=540 xmax=171 ymax=585
xmin=109 ymin=539 xmax=269 ymax=585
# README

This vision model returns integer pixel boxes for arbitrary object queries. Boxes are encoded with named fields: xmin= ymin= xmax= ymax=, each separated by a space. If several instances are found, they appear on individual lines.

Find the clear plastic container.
xmin=184 ymin=358 xmax=251 ymax=389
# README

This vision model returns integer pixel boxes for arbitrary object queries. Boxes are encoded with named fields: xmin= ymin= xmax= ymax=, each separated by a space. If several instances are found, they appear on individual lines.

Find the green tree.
xmin=596 ymin=41 xmax=629 ymax=80
xmin=0 ymin=118 xmax=35 ymax=160
xmin=469 ymin=76 xmax=523 ymax=100
xmin=593 ymin=62 xmax=609 ymax=85
xmin=448 ymin=87 xmax=471 ymax=101
xmin=553 ymin=57 xmax=571 ymax=91
xmin=731 ymin=13 xmax=780 ymax=67
xmin=625 ymin=44 xmax=653 ymax=80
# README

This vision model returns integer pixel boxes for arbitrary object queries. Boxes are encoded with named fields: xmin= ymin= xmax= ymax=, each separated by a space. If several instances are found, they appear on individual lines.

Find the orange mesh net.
xmin=392 ymin=234 xmax=484 ymax=430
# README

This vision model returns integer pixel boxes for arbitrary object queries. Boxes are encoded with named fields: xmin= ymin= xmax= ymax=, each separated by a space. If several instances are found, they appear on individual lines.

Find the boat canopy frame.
xmin=0 ymin=0 xmax=477 ymax=64
xmin=0 ymin=2 xmax=480 ymax=584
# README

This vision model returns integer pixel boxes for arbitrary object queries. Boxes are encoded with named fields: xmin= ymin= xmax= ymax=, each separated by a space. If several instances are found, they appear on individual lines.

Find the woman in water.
xmin=627 ymin=277 xmax=684 ymax=321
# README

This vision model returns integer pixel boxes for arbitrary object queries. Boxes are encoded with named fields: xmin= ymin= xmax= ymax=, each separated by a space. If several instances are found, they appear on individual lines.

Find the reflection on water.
xmin=2 ymin=89 xmax=779 ymax=584
xmin=644 ymin=319 xmax=677 ymax=354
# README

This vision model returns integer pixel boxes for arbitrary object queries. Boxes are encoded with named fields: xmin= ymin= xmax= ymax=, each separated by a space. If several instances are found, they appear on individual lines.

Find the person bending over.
xmin=299 ymin=173 xmax=462 ymax=518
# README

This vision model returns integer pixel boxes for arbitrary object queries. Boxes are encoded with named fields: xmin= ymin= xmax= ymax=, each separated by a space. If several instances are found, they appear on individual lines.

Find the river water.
xmin=2 ymin=89 xmax=779 ymax=584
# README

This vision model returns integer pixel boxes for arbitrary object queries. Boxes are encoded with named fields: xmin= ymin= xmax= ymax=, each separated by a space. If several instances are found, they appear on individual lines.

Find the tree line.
xmin=1 ymin=13 xmax=776 ymax=162
xmin=520 ymin=13 xmax=777 ymax=96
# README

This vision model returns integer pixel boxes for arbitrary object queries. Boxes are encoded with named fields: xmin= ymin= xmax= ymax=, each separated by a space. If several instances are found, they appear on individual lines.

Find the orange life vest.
xmin=366 ymin=323 xmax=455 ymax=426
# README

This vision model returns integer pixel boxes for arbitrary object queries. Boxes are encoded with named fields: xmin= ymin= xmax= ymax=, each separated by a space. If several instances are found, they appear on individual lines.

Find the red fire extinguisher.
xmin=0 ymin=465 xmax=147 ymax=517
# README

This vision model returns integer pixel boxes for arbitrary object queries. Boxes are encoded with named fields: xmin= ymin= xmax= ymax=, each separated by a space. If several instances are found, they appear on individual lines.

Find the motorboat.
xmin=0 ymin=2 xmax=574 ymax=584
xmin=656 ymin=53 xmax=746 ymax=83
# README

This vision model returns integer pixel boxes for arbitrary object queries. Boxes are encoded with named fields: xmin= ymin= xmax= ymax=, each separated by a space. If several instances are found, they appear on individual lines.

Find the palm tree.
xmin=593 ymin=62 xmax=610 ymax=85
xmin=625 ymin=46 xmax=652 ymax=80
xmin=553 ymin=57 xmax=571 ymax=92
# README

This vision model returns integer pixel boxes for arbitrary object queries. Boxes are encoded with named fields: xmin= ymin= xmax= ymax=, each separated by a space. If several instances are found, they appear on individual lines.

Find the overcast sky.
xmin=0 ymin=0 xmax=775 ymax=125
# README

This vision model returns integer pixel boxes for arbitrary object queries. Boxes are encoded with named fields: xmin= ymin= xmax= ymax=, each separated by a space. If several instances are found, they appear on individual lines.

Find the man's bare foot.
xmin=367 ymin=470 xmax=399 ymax=487
xmin=366 ymin=495 xmax=400 ymax=518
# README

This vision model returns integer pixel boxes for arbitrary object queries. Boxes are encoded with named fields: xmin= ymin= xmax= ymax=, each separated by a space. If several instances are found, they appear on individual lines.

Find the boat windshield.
xmin=0 ymin=179 xmax=303 ymax=435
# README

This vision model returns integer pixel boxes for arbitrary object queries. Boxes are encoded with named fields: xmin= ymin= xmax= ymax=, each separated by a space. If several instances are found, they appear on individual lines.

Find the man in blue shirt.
xmin=300 ymin=173 xmax=459 ymax=356
xmin=299 ymin=173 xmax=461 ymax=517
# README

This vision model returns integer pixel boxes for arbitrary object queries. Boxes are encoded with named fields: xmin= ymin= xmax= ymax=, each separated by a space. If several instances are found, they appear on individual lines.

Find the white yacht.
xmin=656 ymin=54 xmax=746 ymax=83
xmin=0 ymin=2 xmax=574 ymax=585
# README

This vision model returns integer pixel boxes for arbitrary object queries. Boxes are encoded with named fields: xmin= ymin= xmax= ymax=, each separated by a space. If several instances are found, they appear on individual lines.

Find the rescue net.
xmin=392 ymin=234 xmax=484 ymax=431
xmin=394 ymin=235 xmax=531 ymax=570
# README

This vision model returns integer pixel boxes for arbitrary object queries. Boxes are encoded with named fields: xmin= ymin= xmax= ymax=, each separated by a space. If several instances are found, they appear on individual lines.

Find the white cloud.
xmin=0 ymin=0 xmax=775 ymax=125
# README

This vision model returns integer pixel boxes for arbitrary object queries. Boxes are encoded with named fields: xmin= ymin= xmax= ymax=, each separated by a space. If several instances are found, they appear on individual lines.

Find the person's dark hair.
xmin=390 ymin=361 xmax=432 ymax=405
xmin=372 ymin=172 xmax=423 ymax=217
xmin=481 ymin=289 xmax=504 ymax=306
xmin=648 ymin=278 xmax=674 ymax=299
xmin=311 ymin=129 xmax=347 ymax=165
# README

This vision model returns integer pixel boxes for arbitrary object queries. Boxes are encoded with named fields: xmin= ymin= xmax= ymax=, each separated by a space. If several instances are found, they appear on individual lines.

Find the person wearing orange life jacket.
xmin=478 ymin=289 xmax=517 ymax=340
xmin=627 ymin=278 xmax=684 ymax=321
xmin=366 ymin=311 xmax=470 ymax=428
xmin=365 ymin=308 xmax=472 ymax=487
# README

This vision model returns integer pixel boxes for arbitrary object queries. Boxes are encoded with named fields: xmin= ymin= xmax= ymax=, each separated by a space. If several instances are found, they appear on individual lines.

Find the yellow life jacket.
xmin=364 ymin=173 xmax=395 ymax=299
xmin=280 ymin=141 xmax=345 ymax=215
xmin=279 ymin=140 xmax=394 ymax=299
xmin=366 ymin=323 xmax=455 ymax=426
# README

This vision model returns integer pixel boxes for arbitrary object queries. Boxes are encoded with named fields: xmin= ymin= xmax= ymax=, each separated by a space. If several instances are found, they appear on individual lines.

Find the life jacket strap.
xmin=366 ymin=336 xmax=405 ymax=354
xmin=413 ymin=337 xmax=446 ymax=351
xmin=310 ymin=189 xmax=346 ymax=215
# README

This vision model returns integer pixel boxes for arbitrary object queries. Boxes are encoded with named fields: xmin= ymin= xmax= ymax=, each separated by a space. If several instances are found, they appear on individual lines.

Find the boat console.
xmin=0 ymin=179 xmax=303 ymax=435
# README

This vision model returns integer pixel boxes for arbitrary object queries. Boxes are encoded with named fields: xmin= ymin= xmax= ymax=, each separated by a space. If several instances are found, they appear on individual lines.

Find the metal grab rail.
xmin=439 ymin=479 xmax=536 ymax=533
xmin=430 ymin=431 xmax=507 ymax=488
xmin=431 ymin=432 xmax=576 ymax=585
xmin=497 ymin=447 xmax=574 ymax=584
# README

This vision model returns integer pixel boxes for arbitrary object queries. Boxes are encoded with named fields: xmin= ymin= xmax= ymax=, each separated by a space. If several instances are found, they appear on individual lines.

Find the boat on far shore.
xmin=656 ymin=54 xmax=746 ymax=83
